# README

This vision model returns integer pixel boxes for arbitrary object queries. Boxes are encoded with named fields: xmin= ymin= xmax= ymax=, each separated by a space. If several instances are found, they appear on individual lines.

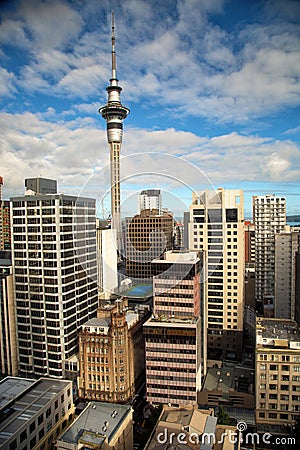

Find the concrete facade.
xmin=188 ymin=188 xmax=245 ymax=360
xmin=255 ymin=318 xmax=300 ymax=428
xmin=274 ymin=231 xmax=300 ymax=319
xmin=0 ymin=377 xmax=74 ymax=450
xmin=0 ymin=253 xmax=17 ymax=376
xmin=253 ymin=194 xmax=286 ymax=315
xmin=78 ymin=298 xmax=150 ymax=402
xmin=11 ymin=193 xmax=98 ymax=378
xmin=145 ymin=251 xmax=202 ymax=406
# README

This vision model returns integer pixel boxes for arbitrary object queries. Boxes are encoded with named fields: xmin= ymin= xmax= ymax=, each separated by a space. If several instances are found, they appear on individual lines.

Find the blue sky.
xmin=0 ymin=0 xmax=300 ymax=218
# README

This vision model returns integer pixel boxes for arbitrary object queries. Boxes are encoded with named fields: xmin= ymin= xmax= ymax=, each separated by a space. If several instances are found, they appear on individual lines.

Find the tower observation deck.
xmin=99 ymin=12 xmax=130 ymax=242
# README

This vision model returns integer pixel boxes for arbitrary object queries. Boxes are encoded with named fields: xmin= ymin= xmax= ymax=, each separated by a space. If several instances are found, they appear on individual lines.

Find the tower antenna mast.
xmin=99 ymin=12 xmax=130 ymax=252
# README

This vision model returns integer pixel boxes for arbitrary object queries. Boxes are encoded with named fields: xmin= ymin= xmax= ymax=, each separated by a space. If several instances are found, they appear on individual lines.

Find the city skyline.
xmin=0 ymin=0 xmax=300 ymax=217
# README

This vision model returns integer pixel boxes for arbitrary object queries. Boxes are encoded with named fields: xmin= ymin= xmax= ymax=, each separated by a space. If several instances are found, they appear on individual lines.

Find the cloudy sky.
xmin=1 ymin=0 xmax=300 ymax=218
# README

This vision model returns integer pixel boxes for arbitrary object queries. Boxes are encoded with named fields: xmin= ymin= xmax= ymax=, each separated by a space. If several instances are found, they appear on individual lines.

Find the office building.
xmin=56 ymin=401 xmax=133 ymax=450
xmin=0 ymin=252 xmax=17 ymax=376
xmin=96 ymin=219 xmax=118 ymax=299
xmin=78 ymin=297 xmax=150 ymax=402
xmin=296 ymin=251 xmax=300 ymax=326
xmin=244 ymin=222 xmax=255 ymax=309
xmin=0 ymin=376 xmax=74 ymax=450
xmin=188 ymin=188 xmax=245 ymax=360
xmin=198 ymin=363 xmax=255 ymax=410
xmin=0 ymin=177 xmax=11 ymax=251
xmin=244 ymin=220 xmax=255 ymax=267
xmin=99 ymin=14 xmax=129 ymax=252
xmin=274 ymin=231 xmax=300 ymax=319
xmin=125 ymin=209 xmax=174 ymax=279
xmin=144 ymin=250 xmax=202 ymax=406
xmin=25 ymin=177 xmax=57 ymax=195
xmin=139 ymin=189 xmax=162 ymax=214
xmin=253 ymin=194 xmax=286 ymax=315
xmin=255 ymin=318 xmax=300 ymax=429
xmin=11 ymin=188 xmax=98 ymax=378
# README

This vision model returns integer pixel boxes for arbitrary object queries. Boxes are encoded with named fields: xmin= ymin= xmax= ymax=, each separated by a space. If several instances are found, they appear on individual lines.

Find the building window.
xmin=20 ymin=430 xmax=27 ymax=442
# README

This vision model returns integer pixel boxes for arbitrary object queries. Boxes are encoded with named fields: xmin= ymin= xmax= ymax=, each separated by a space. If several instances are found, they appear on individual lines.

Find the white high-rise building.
xmin=138 ymin=189 xmax=162 ymax=214
xmin=96 ymin=218 xmax=118 ymax=299
xmin=253 ymin=194 xmax=286 ymax=315
xmin=11 ymin=188 xmax=98 ymax=378
xmin=188 ymin=188 xmax=245 ymax=360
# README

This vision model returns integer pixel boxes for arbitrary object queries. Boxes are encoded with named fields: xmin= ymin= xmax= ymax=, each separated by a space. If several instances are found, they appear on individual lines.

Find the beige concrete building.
xmin=144 ymin=404 xmax=240 ymax=450
xmin=78 ymin=298 xmax=150 ymax=402
xmin=244 ymin=221 xmax=255 ymax=267
xmin=188 ymin=188 xmax=245 ymax=360
xmin=256 ymin=318 xmax=300 ymax=428
xmin=198 ymin=363 xmax=255 ymax=409
xmin=56 ymin=401 xmax=133 ymax=450
xmin=125 ymin=209 xmax=174 ymax=279
xmin=0 ymin=253 xmax=17 ymax=376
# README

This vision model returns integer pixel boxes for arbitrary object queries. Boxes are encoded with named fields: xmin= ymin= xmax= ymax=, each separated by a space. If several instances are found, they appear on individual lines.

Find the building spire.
xmin=111 ymin=11 xmax=117 ymax=80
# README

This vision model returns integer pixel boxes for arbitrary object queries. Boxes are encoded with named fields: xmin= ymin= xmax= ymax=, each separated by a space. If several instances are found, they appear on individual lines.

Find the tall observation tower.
xmin=99 ymin=13 xmax=130 ymax=251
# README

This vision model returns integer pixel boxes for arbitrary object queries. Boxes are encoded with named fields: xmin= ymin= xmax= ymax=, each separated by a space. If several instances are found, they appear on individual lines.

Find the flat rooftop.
xmin=144 ymin=316 xmax=199 ymax=327
xmin=59 ymin=401 xmax=131 ymax=445
xmin=118 ymin=283 xmax=153 ymax=299
xmin=257 ymin=318 xmax=300 ymax=341
xmin=0 ymin=377 xmax=71 ymax=445
xmin=152 ymin=250 xmax=200 ymax=264
xmin=202 ymin=364 xmax=254 ymax=395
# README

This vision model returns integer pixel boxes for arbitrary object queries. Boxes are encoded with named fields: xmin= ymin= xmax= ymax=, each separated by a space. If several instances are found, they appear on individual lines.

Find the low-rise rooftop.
xmin=203 ymin=364 xmax=254 ymax=395
xmin=0 ymin=377 xmax=71 ymax=445
xmin=58 ymin=401 xmax=131 ymax=446
xmin=256 ymin=318 xmax=300 ymax=347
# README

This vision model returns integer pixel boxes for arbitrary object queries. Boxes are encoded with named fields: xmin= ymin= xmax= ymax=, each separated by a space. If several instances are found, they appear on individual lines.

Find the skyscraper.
xmin=144 ymin=250 xmax=203 ymax=406
xmin=274 ymin=231 xmax=300 ymax=319
xmin=253 ymin=194 xmax=286 ymax=315
xmin=99 ymin=13 xmax=129 ymax=250
xmin=125 ymin=209 xmax=174 ymax=279
xmin=0 ymin=252 xmax=17 ymax=376
xmin=188 ymin=188 xmax=245 ymax=360
xmin=11 ymin=182 xmax=98 ymax=378
xmin=0 ymin=177 xmax=11 ymax=251
xmin=139 ymin=189 xmax=162 ymax=214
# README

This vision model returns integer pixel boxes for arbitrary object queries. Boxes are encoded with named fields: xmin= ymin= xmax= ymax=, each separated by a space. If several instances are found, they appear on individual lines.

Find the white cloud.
xmin=19 ymin=0 xmax=83 ymax=50
xmin=0 ymin=68 xmax=16 ymax=97
xmin=0 ymin=0 xmax=299 ymax=124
